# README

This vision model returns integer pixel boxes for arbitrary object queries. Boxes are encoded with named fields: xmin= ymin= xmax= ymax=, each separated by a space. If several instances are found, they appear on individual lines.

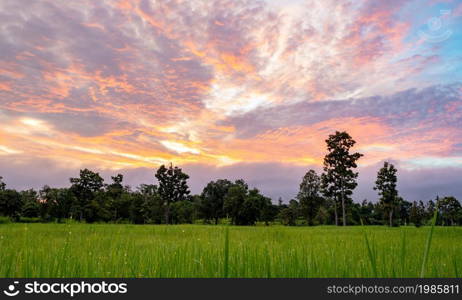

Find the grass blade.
xmin=454 ymin=258 xmax=459 ymax=278
xmin=400 ymin=230 xmax=406 ymax=277
xmin=363 ymin=231 xmax=377 ymax=277
xmin=420 ymin=201 xmax=439 ymax=278
xmin=360 ymin=218 xmax=377 ymax=277
xmin=223 ymin=227 xmax=229 ymax=278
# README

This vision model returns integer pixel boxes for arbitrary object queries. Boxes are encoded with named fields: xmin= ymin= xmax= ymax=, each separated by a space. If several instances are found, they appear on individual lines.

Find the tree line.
xmin=1 ymin=131 xmax=461 ymax=226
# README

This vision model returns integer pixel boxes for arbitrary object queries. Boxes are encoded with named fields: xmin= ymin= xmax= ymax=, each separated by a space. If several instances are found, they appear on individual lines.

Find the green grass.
xmin=0 ymin=223 xmax=461 ymax=278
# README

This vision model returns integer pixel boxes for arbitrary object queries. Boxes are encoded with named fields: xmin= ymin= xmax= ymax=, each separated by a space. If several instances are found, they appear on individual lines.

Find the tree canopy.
xmin=0 ymin=131 xmax=460 ymax=227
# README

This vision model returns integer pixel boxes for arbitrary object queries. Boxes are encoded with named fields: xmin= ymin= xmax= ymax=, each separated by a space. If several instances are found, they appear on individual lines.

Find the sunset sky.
xmin=0 ymin=0 xmax=461 ymax=202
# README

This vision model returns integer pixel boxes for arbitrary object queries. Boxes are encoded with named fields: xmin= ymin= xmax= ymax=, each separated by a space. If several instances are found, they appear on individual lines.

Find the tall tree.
xmin=0 ymin=189 xmax=22 ymax=221
xmin=201 ymin=179 xmax=232 ymax=224
xmin=398 ymin=198 xmax=412 ymax=226
xmin=0 ymin=176 xmax=5 ymax=191
xmin=69 ymin=169 xmax=104 ymax=221
xmin=279 ymin=199 xmax=300 ymax=226
xmin=297 ymin=169 xmax=323 ymax=226
xmin=40 ymin=186 xmax=76 ymax=222
xmin=128 ymin=192 xmax=145 ymax=224
xmin=244 ymin=188 xmax=272 ymax=225
xmin=21 ymin=189 xmax=40 ymax=218
xmin=223 ymin=180 xmax=271 ymax=226
xmin=410 ymin=201 xmax=425 ymax=227
xmin=138 ymin=184 xmax=163 ymax=224
xmin=106 ymin=174 xmax=124 ymax=199
xmin=155 ymin=164 xmax=190 ymax=224
xmin=374 ymin=162 xmax=399 ymax=226
xmin=171 ymin=200 xmax=195 ymax=224
xmin=260 ymin=200 xmax=278 ymax=226
xmin=106 ymin=174 xmax=127 ymax=220
xmin=0 ymin=178 xmax=23 ymax=221
xmin=321 ymin=131 xmax=363 ymax=226
xmin=223 ymin=180 xmax=248 ymax=225
xmin=439 ymin=196 xmax=461 ymax=226
xmin=426 ymin=199 xmax=437 ymax=221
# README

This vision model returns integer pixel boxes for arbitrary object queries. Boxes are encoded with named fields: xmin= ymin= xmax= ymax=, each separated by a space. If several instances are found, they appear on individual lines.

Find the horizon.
xmin=1 ymin=0 xmax=462 ymax=202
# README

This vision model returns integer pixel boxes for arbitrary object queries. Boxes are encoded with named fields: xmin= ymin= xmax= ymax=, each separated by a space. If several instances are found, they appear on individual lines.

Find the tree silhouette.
xmin=201 ymin=179 xmax=232 ymax=224
xmin=155 ymin=163 xmax=190 ymax=224
xmin=0 ymin=176 xmax=5 ymax=191
xmin=374 ymin=162 xmax=399 ymax=226
xmin=1 ymin=131 xmax=461 ymax=227
xmin=223 ymin=180 xmax=248 ymax=225
xmin=0 ymin=188 xmax=22 ymax=221
xmin=410 ymin=201 xmax=425 ymax=227
xmin=439 ymin=196 xmax=461 ymax=226
xmin=69 ymin=169 xmax=104 ymax=221
xmin=321 ymin=131 xmax=363 ymax=226
xmin=297 ymin=169 xmax=323 ymax=226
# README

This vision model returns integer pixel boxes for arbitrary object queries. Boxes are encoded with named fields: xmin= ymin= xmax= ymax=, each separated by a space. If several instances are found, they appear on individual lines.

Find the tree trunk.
xmin=215 ymin=217 xmax=219 ymax=225
xmin=389 ymin=209 xmax=393 ymax=227
xmin=164 ymin=204 xmax=170 ymax=224
xmin=334 ymin=200 xmax=338 ymax=226
xmin=341 ymin=177 xmax=346 ymax=226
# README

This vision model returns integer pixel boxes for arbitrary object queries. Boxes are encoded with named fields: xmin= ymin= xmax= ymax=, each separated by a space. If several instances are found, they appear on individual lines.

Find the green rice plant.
xmin=400 ymin=231 xmax=406 ymax=277
xmin=223 ymin=226 xmax=229 ymax=278
xmin=0 ymin=223 xmax=460 ymax=278
xmin=453 ymin=258 xmax=459 ymax=277
xmin=420 ymin=201 xmax=439 ymax=278
xmin=363 ymin=230 xmax=377 ymax=277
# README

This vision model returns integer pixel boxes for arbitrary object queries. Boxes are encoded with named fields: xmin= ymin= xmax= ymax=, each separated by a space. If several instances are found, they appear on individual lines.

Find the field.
xmin=0 ymin=223 xmax=461 ymax=278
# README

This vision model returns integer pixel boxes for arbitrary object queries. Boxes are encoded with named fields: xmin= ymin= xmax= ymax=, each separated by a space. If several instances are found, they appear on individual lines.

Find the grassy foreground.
xmin=0 ymin=223 xmax=461 ymax=278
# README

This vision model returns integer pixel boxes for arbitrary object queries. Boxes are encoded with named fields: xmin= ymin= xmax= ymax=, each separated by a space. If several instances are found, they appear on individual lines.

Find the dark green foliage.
xmin=0 ymin=131 xmax=459 ymax=227
xmin=223 ymin=180 xmax=273 ymax=226
xmin=39 ymin=186 xmax=76 ymax=222
xmin=201 ymin=179 xmax=232 ymax=224
xmin=374 ymin=162 xmax=399 ymax=226
xmin=20 ymin=190 xmax=39 ymax=218
xmin=321 ymin=131 xmax=363 ymax=226
xmin=242 ymin=188 xmax=271 ymax=225
xmin=0 ymin=175 xmax=457 ymax=227
xmin=0 ymin=176 xmax=5 ymax=191
xmin=223 ymin=180 xmax=249 ymax=225
xmin=297 ymin=169 xmax=323 ymax=226
xmin=70 ymin=169 xmax=105 ymax=221
xmin=357 ymin=199 xmax=375 ymax=225
xmin=426 ymin=199 xmax=436 ymax=221
xmin=260 ymin=202 xmax=279 ymax=225
xmin=171 ymin=200 xmax=195 ymax=224
xmin=138 ymin=184 xmax=164 ymax=224
xmin=129 ymin=192 xmax=145 ymax=224
xmin=314 ymin=205 xmax=330 ymax=225
xmin=155 ymin=164 xmax=190 ymax=224
xmin=0 ymin=189 xmax=22 ymax=221
xmin=410 ymin=201 xmax=425 ymax=227
xmin=439 ymin=196 xmax=461 ymax=226
xmin=279 ymin=200 xmax=300 ymax=226
xmin=398 ymin=198 xmax=412 ymax=226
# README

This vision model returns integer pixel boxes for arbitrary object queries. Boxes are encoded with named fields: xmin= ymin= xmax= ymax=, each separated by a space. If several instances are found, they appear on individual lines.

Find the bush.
xmin=17 ymin=217 xmax=42 ymax=223
xmin=0 ymin=216 xmax=11 ymax=224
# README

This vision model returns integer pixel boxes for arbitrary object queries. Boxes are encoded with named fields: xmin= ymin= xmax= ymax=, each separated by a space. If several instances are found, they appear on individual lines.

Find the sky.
xmin=0 ymin=0 xmax=461 ymax=202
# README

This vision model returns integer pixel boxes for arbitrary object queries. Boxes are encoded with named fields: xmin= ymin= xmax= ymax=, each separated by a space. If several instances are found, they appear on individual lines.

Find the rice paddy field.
xmin=0 ymin=223 xmax=461 ymax=278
